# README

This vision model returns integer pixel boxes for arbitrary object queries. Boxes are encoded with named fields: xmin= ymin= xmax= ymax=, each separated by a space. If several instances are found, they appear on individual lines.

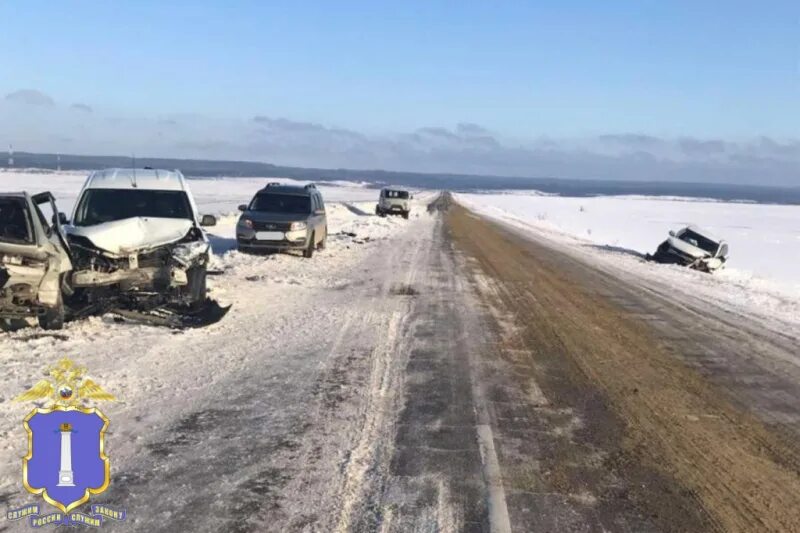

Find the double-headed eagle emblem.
xmin=14 ymin=358 xmax=116 ymax=407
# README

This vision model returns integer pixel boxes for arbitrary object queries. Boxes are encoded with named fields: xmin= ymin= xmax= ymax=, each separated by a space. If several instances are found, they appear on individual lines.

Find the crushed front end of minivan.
xmin=64 ymin=169 xmax=229 ymax=327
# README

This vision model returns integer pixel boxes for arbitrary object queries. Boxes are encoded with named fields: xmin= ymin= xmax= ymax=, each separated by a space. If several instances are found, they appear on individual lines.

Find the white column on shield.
xmin=57 ymin=423 xmax=75 ymax=487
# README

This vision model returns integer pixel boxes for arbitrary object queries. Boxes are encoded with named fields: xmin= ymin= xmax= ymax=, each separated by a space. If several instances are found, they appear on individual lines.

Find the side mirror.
xmin=411 ymin=195 xmax=415 ymax=200
xmin=200 ymin=214 xmax=217 ymax=227
xmin=238 ymin=204 xmax=247 ymax=212
xmin=54 ymin=212 xmax=68 ymax=225
xmin=668 ymin=230 xmax=676 ymax=237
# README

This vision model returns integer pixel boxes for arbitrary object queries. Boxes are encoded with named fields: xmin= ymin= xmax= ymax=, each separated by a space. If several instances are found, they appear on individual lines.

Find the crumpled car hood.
xmin=69 ymin=217 xmax=194 ymax=255
xmin=666 ymin=236 xmax=710 ymax=259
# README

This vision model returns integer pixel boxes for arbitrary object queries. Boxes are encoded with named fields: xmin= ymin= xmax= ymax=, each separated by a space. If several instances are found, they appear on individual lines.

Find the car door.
xmin=29 ymin=192 xmax=72 ymax=306
xmin=309 ymin=193 xmax=320 ymax=243
xmin=317 ymin=193 xmax=327 ymax=240
xmin=31 ymin=192 xmax=72 ymax=271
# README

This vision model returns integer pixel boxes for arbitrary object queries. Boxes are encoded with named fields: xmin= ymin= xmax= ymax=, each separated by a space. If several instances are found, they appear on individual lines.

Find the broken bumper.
xmin=71 ymin=265 xmax=189 ymax=288
xmin=649 ymin=244 xmax=723 ymax=272
xmin=69 ymin=241 xmax=209 ymax=293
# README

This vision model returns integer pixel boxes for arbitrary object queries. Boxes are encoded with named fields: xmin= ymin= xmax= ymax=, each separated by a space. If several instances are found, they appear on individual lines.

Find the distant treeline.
xmin=2 ymin=151 xmax=798 ymax=205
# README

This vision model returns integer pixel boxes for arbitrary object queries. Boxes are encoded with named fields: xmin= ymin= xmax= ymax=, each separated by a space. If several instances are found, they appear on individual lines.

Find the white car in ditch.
xmin=0 ymin=192 xmax=72 ymax=329
xmin=647 ymin=225 xmax=729 ymax=272
xmin=64 ymin=168 xmax=224 ymax=324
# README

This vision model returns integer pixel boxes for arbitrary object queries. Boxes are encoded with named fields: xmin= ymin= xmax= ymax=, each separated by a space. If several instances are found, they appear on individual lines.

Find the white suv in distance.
xmin=376 ymin=188 xmax=412 ymax=219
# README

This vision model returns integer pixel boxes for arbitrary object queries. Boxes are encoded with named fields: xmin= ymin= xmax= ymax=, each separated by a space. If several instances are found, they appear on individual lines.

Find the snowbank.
xmin=456 ymin=192 xmax=800 ymax=328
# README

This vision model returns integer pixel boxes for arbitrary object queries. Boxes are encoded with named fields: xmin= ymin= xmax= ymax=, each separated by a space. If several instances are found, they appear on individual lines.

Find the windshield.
xmin=678 ymin=229 xmax=719 ymax=254
xmin=73 ymin=189 xmax=193 ymax=226
xmin=385 ymin=190 xmax=409 ymax=199
xmin=249 ymin=193 xmax=311 ymax=214
xmin=0 ymin=197 xmax=33 ymax=244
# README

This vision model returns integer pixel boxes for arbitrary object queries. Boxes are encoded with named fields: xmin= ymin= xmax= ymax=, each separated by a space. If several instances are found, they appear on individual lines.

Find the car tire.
xmin=303 ymin=233 xmax=315 ymax=258
xmin=38 ymin=287 xmax=65 ymax=331
xmin=402 ymin=211 xmax=410 ymax=219
xmin=185 ymin=264 xmax=208 ymax=309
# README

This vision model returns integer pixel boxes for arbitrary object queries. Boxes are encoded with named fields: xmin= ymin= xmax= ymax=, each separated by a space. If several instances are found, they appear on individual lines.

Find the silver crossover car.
xmin=236 ymin=183 xmax=327 ymax=258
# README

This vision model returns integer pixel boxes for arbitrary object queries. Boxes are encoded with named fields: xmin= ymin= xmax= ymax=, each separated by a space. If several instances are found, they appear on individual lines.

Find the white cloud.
xmin=0 ymin=92 xmax=797 ymax=186
xmin=5 ymin=89 xmax=55 ymax=107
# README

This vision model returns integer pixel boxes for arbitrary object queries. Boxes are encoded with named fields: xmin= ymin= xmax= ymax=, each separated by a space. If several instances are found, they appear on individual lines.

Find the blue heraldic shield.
xmin=23 ymin=407 xmax=110 ymax=514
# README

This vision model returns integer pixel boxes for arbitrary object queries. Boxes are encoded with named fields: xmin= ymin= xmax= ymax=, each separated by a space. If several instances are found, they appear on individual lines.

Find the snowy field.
xmin=0 ymin=169 xmax=381 ymax=217
xmin=456 ymin=192 xmax=800 ymax=328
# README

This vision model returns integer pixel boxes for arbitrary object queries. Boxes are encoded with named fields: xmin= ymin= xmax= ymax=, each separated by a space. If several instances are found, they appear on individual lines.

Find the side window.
xmin=33 ymin=202 xmax=53 ymax=234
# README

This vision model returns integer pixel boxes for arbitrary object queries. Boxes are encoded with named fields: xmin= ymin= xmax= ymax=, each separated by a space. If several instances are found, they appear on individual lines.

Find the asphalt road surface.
xmin=7 ymin=194 xmax=796 ymax=532
xmin=443 ymin=200 xmax=800 ymax=533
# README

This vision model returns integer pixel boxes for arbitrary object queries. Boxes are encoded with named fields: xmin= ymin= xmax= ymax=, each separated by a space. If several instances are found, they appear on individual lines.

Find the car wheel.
xmin=303 ymin=233 xmax=315 ymax=258
xmin=402 ymin=211 xmax=409 ymax=219
xmin=185 ymin=264 xmax=208 ymax=308
xmin=38 ymin=288 xmax=65 ymax=331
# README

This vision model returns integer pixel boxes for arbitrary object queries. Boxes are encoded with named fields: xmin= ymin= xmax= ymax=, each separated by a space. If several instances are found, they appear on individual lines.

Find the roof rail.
xmin=304 ymin=183 xmax=316 ymax=189
xmin=266 ymin=182 xmax=281 ymax=187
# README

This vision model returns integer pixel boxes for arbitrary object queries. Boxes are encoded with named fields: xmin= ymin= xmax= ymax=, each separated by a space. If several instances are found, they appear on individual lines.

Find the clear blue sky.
xmin=1 ymin=0 xmax=797 ymax=139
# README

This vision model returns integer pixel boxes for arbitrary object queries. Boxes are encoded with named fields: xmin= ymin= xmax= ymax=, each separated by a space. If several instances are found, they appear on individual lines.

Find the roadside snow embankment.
xmin=456 ymin=192 xmax=800 ymax=329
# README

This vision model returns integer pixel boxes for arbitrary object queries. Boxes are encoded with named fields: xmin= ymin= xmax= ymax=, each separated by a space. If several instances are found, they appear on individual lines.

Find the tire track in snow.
xmin=333 ymin=217 xmax=429 ymax=532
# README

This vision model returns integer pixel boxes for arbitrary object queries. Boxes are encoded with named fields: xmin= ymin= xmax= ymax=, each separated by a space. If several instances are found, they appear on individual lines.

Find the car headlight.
xmin=289 ymin=221 xmax=307 ymax=231
xmin=1 ymin=254 xmax=24 ymax=266
xmin=239 ymin=217 xmax=253 ymax=229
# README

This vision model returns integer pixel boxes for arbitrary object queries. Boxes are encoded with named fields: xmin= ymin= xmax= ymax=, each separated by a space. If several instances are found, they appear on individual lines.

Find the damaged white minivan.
xmin=64 ymin=168 xmax=226 ymax=325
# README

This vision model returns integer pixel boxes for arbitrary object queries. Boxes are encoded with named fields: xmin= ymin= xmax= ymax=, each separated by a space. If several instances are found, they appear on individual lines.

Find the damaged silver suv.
xmin=0 ymin=192 xmax=72 ymax=329
xmin=65 ymin=168 xmax=218 ymax=314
